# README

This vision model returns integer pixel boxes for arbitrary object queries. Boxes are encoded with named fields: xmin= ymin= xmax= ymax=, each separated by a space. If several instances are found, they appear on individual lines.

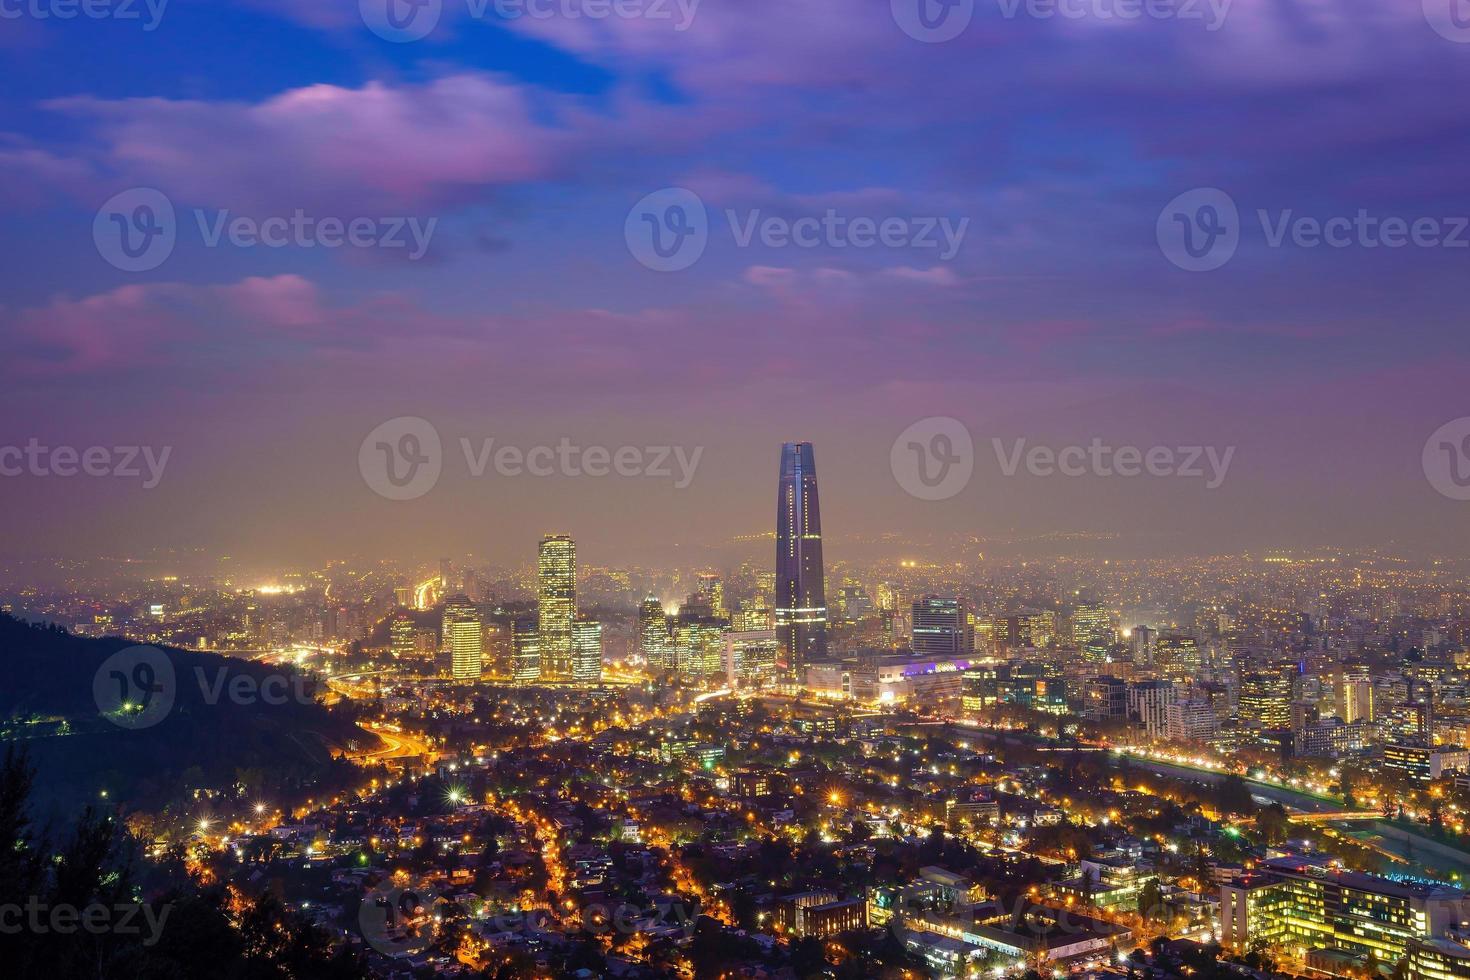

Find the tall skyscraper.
xmin=696 ymin=572 xmax=726 ymax=618
xmin=538 ymin=534 xmax=576 ymax=681
xmin=389 ymin=612 xmax=416 ymax=661
xmin=442 ymin=594 xmax=483 ymax=681
xmin=638 ymin=597 xmax=672 ymax=671
xmin=442 ymin=592 xmax=475 ymax=648
xmin=776 ymin=442 xmax=827 ymax=672
xmin=674 ymin=615 xmax=725 ymax=681
xmin=1069 ymin=601 xmax=1114 ymax=663
xmin=513 ymin=616 xmax=541 ymax=684
xmin=1240 ymin=670 xmax=1293 ymax=730
xmin=572 ymin=617 xmax=603 ymax=684
xmin=911 ymin=596 xmax=968 ymax=656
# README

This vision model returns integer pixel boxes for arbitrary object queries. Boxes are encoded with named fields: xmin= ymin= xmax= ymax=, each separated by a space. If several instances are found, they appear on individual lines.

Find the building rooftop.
xmin=1262 ymin=857 xmax=1465 ymax=901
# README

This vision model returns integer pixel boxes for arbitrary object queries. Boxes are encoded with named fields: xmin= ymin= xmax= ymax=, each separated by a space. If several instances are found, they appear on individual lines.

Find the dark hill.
xmin=0 ymin=613 xmax=376 ymax=816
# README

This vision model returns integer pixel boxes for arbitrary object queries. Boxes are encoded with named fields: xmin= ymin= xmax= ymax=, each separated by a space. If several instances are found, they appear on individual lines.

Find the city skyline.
xmin=4 ymin=5 xmax=1470 ymax=979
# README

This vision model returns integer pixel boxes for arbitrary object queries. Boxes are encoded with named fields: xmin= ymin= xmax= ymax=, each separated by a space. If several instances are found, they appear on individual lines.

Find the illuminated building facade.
xmin=911 ymin=596 xmax=969 ymax=656
xmin=1005 ymin=609 xmax=1056 ymax=649
xmin=1240 ymin=670 xmax=1294 ymax=729
xmin=1085 ymin=675 xmax=1129 ymax=721
xmin=724 ymin=629 xmax=779 ymax=688
xmin=1155 ymin=631 xmax=1202 ymax=683
xmin=390 ymin=612 xmax=416 ymax=661
xmin=638 ymin=596 xmax=673 ymax=671
xmin=538 ymin=534 xmax=576 ymax=681
xmin=1128 ymin=679 xmax=1177 ymax=738
xmin=1384 ymin=742 xmax=1470 ymax=782
xmin=734 ymin=596 xmax=774 ymax=632
xmin=1070 ymin=601 xmax=1114 ymax=663
xmin=776 ymin=441 xmax=827 ymax=673
xmin=696 ymin=572 xmax=725 ymax=618
xmin=1408 ymin=938 xmax=1470 ymax=980
xmin=776 ymin=892 xmax=868 ymax=938
xmin=442 ymin=594 xmax=482 ymax=680
xmin=1336 ymin=671 xmax=1376 ymax=724
xmin=512 ymin=616 xmax=541 ymax=683
xmin=1221 ymin=858 xmax=1470 ymax=963
xmin=674 ymin=616 xmax=724 ymax=681
xmin=571 ymin=617 xmax=602 ymax=684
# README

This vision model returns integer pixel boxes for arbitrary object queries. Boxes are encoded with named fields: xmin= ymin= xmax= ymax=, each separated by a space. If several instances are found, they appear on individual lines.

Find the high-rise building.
xmin=1128 ymin=679 xmax=1178 ymax=738
xmin=1154 ymin=631 xmax=1202 ymax=683
xmin=638 ymin=597 xmax=673 ymax=671
xmin=1006 ymin=610 xmax=1056 ymax=649
xmin=441 ymin=592 xmax=476 ymax=649
xmin=538 ymin=534 xmax=576 ymax=681
xmin=1240 ymin=670 xmax=1293 ymax=729
xmin=390 ymin=612 xmax=416 ymax=661
xmin=776 ymin=442 xmax=827 ymax=672
xmin=911 ymin=596 xmax=968 ymax=656
xmin=1070 ymin=601 xmax=1114 ymax=663
xmin=1084 ymin=675 xmax=1129 ymax=721
xmin=1165 ymin=698 xmax=1218 ymax=741
xmin=1335 ymin=665 xmax=1375 ymax=723
xmin=1130 ymin=625 xmax=1157 ymax=665
xmin=442 ymin=594 xmax=482 ymax=681
xmin=696 ymin=572 xmax=726 ymax=619
xmin=734 ymin=595 xmax=774 ymax=632
xmin=513 ymin=616 xmax=541 ymax=684
xmin=572 ymin=617 xmax=602 ymax=684
xmin=725 ymin=629 xmax=779 ymax=688
xmin=837 ymin=583 xmax=873 ymax=621
xmin=674 ymin=613 xmax=725 ymax=681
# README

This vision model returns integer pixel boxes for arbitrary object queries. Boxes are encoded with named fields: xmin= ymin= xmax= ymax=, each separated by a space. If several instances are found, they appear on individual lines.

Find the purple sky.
xmin=2 ymin=1 xmax=1469 ymax=566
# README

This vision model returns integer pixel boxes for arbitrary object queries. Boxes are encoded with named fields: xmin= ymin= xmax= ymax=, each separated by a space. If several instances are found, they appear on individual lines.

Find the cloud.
xmin=0 ymin=136 xmax=99 ymax=208
xmin=3 ymin=276 xmax=337 ymax=377
xmin=882 ymin=265 xmax=959 ymax=287
xmin=47 ymin=75 xmax=566 ymax=214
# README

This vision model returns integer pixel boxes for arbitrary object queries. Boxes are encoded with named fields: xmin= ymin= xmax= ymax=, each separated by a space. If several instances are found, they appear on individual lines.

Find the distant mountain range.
xmin=0 ymin=613 xmax=372 ymax=816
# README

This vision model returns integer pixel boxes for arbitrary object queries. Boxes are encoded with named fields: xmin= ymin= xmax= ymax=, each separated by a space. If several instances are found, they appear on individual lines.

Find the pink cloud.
xmin=48 ymin=75 xmax=564 ymax=213
xmin=5 ymin=276 xmax=331 ymax=376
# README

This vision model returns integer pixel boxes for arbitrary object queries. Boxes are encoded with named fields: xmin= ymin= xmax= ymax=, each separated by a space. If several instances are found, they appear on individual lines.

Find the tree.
xmin=1257 ymin=802 xmax=1291 ymax=845
xmin=0 ymin=744 xmax=367 ymax=978
xmin=789 ymin=935 xmax=828 ymax=978
xmin=1138 ymin=879 xmax=1165 ymax=922
xmin=1216 ymin=774 xmax=1257 ymax=815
